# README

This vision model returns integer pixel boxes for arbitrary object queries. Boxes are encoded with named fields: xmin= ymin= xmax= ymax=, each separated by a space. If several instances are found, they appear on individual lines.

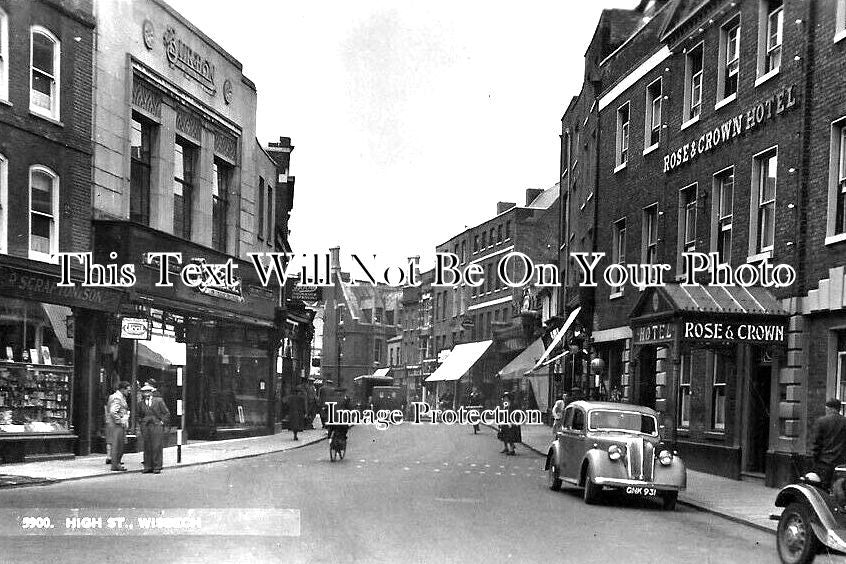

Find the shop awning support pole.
xmin=130 ymin=339 xmax=137 ymax=432
xmin=177 ymin=366 xmax=185 ymax=463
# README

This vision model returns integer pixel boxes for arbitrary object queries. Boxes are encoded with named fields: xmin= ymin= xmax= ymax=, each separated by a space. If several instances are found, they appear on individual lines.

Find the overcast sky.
xmin=167 ymin=0 xmax=634 ymax=270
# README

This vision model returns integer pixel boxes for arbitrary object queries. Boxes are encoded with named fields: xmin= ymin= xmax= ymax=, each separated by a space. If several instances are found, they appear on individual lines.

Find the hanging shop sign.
xmin=663 ymin=84 xmax=798 ymax=173
xmin=121 ymin=317 xmax=151 ymax=340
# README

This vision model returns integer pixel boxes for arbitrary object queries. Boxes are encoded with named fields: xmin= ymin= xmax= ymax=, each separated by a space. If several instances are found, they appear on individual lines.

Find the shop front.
xmin=629 ymin=283 xmax=787 ymax=481
xmin=94 ymin=220 xmax=280 ymax=444
xmin=0 ymin=255 xmax=123 ymax=463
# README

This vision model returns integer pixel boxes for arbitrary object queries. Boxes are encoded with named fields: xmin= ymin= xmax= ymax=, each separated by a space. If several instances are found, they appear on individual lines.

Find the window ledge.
xmin=29 ymin=110 xmax=63 ymax=127
xmin=613 ymin=162 xmax=627 ymax=174
xmin=835 ymin=29 xmax=846 ymax=44
xmin=755 ymin=68 xmax=780 ymax=88
xmin=705 ymin=431 xmax=726 ymax=438
xmin=642 ymin=143 xmax=660 ymax=156
xmin=609 ymin=291 xmax=624 ymax=300
xmin=747 ymin=250 xmax=773 ymax=263
xmin=714 ymin=93 xmax=737 ymax=111
xmin=680 ymin=115 xmax=700 ymax=131
xmin=825 ymin=233 xmax=846 ymax=246
xmin=0 ymin=99 xmax=11 ymax=108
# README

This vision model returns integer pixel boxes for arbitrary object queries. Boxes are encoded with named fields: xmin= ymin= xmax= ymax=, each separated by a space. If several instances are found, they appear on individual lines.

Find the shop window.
xmin=718 ymin=17 xmax=741 ymax=103
xmin=29 ymin=166 xmax=59 ymax=262
xmin=678 ymin=353 xmax=692 ymax=428
xmin=611 ymin=218 xmax=626 ymax=297
xmin=212 ymin=159 xmax=231 ymax=252
xmin=713 ymin=168 xmax=735 ymax=263
xmin=173 ymin=138 xmax=195 ymax=239
xmin=615 ymin=102 xmax=630 ymax=169
xmin=752 ymin=148 xmax=778 ymax=254
xmin=711 ymin=353 xmax=730 ymax=431
xmin=30 ymin=27 xmax=60 ymax=120
xmin=684 ymin=42 xmax=704 ymax=123
xmin=677 ymin=184 xmax=697 ymax=267
xmin=642 ymin=204 xmax=658 ymax=264
xmin=0 ymin=153 xmax=6 ymax=254
xmin=257 ymin=177 xmax=265 ymax=241
xmin=130 ymin=113 xmax=153 ymax=226
xmin=644 ymin=78 xmax=662 ymax=151
xmin=828 ymin=122 xmax=846 ymax=240
xmin=0 ymin=299 xmax=74 ymax=433
xmin=0 ymin=8 xmax=7 ymax=102
xmin=757 ymin=0 xmax=783 ymax=80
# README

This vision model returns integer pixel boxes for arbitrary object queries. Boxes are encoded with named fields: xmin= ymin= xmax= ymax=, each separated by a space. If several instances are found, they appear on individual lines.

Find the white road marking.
xmin=403 ymin=467 xmax=410 ymax=471
xmin=434 ymin=469 xmax=440 ymax=472
xmin=434 ymin=498 xmax=480 ymax=503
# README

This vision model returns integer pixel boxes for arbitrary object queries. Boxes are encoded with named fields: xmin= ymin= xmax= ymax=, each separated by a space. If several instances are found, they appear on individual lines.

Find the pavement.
xmin=0 ymin=428 xmax=326 ymax=487
xmin=0 ymin=421 xmax=779 ymax=534
xmin=511 ymin=421 xmax=779 ymax=533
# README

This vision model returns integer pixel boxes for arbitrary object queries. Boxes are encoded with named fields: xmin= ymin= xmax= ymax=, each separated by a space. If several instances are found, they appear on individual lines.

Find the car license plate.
xmin=624 ymin=486 xmax=657 ymax=496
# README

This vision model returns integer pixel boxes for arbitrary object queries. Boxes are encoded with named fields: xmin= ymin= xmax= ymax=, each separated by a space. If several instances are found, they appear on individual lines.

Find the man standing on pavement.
xmin=551 ymin=391 xmax=568 ymax=436
xmin=139 ymin=383 xmax=170 ymax=474
xmin=285 ymin=387 xmax=306 ymax=441
xmin=810 ymin=398 xmax=846 ymax=487
xmin=106 ymin=381 xmax=131 ymax=471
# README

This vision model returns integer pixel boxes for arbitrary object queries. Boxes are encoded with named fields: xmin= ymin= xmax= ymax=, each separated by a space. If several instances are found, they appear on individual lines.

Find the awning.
xmin=526 ymin=375 xmax=550 ymax=412
xmin=497 ymin=338 xmax=545 ymax=380
xmin=353 ymin=374 xmax=394 ymax=383
xmin=372 ymin=368 xmax=391 ymax=378
xmin=425 ymin=340 xmax=492 ymax=382
xmin=137 ymin=334 xmax=186 ymax=369
xmin=528 ymin=307 xmax=581 ymax=373
xmin=41 ymin=303 xmax=73 ymax=351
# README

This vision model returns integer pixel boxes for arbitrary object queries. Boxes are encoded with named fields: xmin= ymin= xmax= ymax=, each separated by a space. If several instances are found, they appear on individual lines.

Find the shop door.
xmin=637 ymin=347 xmax=657 ymax=409
xmin=746 ymin=365 xmax=772 ymax=474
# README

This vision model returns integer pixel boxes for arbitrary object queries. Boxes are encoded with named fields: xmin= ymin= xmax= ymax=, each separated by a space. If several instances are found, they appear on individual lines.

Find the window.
xmin=173 ymin=138 xmax=195 ymax=239
xmin=753 ymin=149 xmax=778 ymax=253
xmin=257 ymin=177 xmax=265 ymax=241
xmin=0 ymin=8 xmax=8 ymax=102
xmin=374 ymin=339 xmax=381 ymax=364
xmin=490 ymin=228 xmax=495 ymax=247
xmin=473 ymin=235 xmax=479 ymax=253
xmin=481 ymin=231 xmax=486 ymax=249
xmin=684 ymin=43 xmax=704 ymax=122
xmin=829 ymin=123 xmax=846 ymax=239
xmin=616 ymin=102 xmax=630 ymax=168
xmin=212 ymin=159 xmax=231 ymax=252
xmin=0 ymin=153 xmax=6 ymax=254
xmin=678 ymin=353 xmax=692 ymax=428
xmin=837 ymin=0 xmax=846 ymax=42
xmin=130 ymin=114 xmax=153 ymax=225
xmin=719 ymin=18 xmax=740 ymax=101
xmin=497 ymin=225 xmax=503 ymax=243
xmin=267 ymin=184 xmax=273 ymax=243
xmin=714 ymin=168 xmax=734 ymax=263
xmin=679 ymin=185 xmax=697 ymax=259
xmin=572 ymin=409 xmax=585 ymax=432
xmin=505 ymin=221 xmax=511 ymax=239
xmin=645 ymin=79 xmax=662 ymax=149
xmin=29 ymin=166 xmax=59 ymax=261
xmin=30 ymin=27 xmax=60 ymax=120
xmin=642 ymin=204 xmax=658 ymax=264
xmin=712 ymin=353 xmax=732 ymax=431
xmin=611 ymin=218 xmax=626 ymax=295
xmin=764 ymin=1 xmax=783 ymax=74
xmin=461 ymin=240 xmax=466 ymax=263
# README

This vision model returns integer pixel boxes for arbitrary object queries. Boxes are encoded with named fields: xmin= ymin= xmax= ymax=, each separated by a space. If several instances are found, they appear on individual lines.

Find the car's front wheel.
xmin=777 ymin=502 xmax=819 ymax=564
xmin=547 ymin=462 xmax=562 ymax=492
xmin=583 ymin=465 xmax=601 ymax=504
xmin=661 ymin=491 xmax=678 ymax=511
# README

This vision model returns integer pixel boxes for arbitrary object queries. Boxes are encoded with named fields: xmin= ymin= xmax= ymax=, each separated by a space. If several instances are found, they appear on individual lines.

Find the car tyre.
xmin=777 ymin=502 xmax=820 ymax=564
xmin=548 ymin=463 xmax=562 ymax=492
xmin=661 ymin=491 xmax=678 ymax=511
xmin=583 ymin=466 xmax=601 ymax=505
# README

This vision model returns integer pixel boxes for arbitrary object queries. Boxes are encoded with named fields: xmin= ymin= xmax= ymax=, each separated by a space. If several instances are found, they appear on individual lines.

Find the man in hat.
xmin=106 ymin=381 xmax=131 ymax=471
xmin=809 ymin=398 xmax=846 ymax=487
xmin=139 ymin=382 xmax=170 ymax=474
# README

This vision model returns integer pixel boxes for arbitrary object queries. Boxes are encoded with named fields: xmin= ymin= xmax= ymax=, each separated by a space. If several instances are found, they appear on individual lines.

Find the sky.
xmin=166 ymin=0 xmax=634 ymax=270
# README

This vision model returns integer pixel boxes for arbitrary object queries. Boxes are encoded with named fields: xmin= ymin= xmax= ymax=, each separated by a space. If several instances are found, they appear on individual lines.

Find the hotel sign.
xmin=683 ymin=321 xmax=785 ymax=344
xmin=162 ymin=26 xmax=216 ymax=96
xmin=663 ymin=84 xmax=798 ymax=173
xmin=633 ymin=322 xmax=674 ymax=345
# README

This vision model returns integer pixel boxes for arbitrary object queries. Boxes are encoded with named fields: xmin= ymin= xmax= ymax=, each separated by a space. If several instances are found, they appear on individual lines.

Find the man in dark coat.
xmin=286 ymin=387 xmax=307 ymax=441
xmin=139 ymin=383 xmax=170 ymax=474
xmin=811 ymin=398 xmax=846 ymax=487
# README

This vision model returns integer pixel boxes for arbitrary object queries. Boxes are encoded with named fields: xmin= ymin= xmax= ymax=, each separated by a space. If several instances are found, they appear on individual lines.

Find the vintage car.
xmin=545 ymin=401 xmax=686 ymax=510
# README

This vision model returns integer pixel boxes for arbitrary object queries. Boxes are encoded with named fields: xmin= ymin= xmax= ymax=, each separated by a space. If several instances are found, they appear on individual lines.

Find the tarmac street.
xmin=0 ymin=423 xmax=781 ymax=563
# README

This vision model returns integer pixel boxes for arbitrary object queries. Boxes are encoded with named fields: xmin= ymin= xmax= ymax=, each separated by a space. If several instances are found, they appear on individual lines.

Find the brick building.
xmin=558 ymin=0 xmax=846 ymax=486
xmin=396 ymin=267 xmax=434 ymax=403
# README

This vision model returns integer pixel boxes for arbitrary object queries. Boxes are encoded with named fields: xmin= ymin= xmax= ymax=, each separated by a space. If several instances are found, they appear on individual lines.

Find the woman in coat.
xmin=498 ymin=392 xmax=518 ymax=455
xmin=286 ymin=387 xmax=307 ymax=441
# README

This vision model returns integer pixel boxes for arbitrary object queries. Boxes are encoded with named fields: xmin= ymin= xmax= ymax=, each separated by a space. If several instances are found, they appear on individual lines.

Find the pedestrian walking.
xmin=808 ymin=398 xmax=846 ymax=487
xmin=138 ymin=382 xmax=170 ymax=474
xmin=106 ymin=381 xmax=131 ymax=471
xmin=498 ymin=392 xmax=518 ymax=456
xmin=286 ymin=387 xmax=307 ymax=441
xmin=551 ymin=391 xmax=567 ymax=436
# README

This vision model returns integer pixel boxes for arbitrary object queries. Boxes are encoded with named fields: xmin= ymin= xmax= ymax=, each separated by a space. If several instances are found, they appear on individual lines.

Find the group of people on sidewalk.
xmin=104 ymin=379 xmax=170 ymax=474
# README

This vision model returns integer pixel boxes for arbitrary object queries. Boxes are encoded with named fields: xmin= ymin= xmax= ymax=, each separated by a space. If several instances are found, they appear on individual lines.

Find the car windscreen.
xmin=588 ymin=410 xmax=657 ymax=435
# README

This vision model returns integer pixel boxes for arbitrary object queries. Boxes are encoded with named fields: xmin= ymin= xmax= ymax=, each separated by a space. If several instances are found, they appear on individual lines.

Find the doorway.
xmin=746 ymin=363 xmax=772 ymax=474
xmin=636 ymin=346 xmax=657 ymax=409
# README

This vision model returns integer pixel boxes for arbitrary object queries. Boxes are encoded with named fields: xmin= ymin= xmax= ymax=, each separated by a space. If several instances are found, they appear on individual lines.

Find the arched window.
xmin=0 ymin=8 xmax=8 ymax=102
xmin=30 ymin=26 xmax=60 ymax=120
xmin=0 ymin=153 xmax=7 ymax=254
xmin=29 ymin=165 xmax=59 ymax=261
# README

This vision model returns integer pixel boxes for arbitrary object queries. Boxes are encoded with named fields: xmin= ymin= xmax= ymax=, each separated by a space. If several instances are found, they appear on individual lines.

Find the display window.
xmin=0 ymin=298 xmax=73 ymax=433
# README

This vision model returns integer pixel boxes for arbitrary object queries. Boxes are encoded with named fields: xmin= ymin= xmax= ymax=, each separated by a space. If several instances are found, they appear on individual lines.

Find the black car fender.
xmin=545 ymin=441 xmax=560 ymax=471
xmin=775 ymin=484 xmax=840 ymax=540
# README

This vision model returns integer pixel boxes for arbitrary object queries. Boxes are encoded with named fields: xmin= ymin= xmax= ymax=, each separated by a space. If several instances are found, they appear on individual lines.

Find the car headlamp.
xmin=658 ymin=449 xmax=673 ymax=466
xmin=608 ymin=444 xmax=625 ymax=461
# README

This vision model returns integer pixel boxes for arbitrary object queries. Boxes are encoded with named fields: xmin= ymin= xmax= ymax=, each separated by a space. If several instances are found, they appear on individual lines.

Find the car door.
xmin=559 ymin=407 xmax=586 ymax=482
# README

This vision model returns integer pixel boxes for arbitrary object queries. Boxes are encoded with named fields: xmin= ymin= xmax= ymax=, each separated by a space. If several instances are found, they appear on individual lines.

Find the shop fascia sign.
xmin=683 ymin=321 xmax=785 ymax=344
xmin=190 ymin=258 xmax=244 ymax=303
xmin=633 ymin=321 xmax=674 ymax=345
xmin=663 ymin=84 xmax=798 ymax=174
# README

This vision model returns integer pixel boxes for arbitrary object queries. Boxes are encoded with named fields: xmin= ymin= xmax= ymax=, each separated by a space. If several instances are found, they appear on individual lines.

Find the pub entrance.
xmin=745 ymin=350 xmax=773 ymax=475
xmin=636 ymin=346 xmax=658 ymax=410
